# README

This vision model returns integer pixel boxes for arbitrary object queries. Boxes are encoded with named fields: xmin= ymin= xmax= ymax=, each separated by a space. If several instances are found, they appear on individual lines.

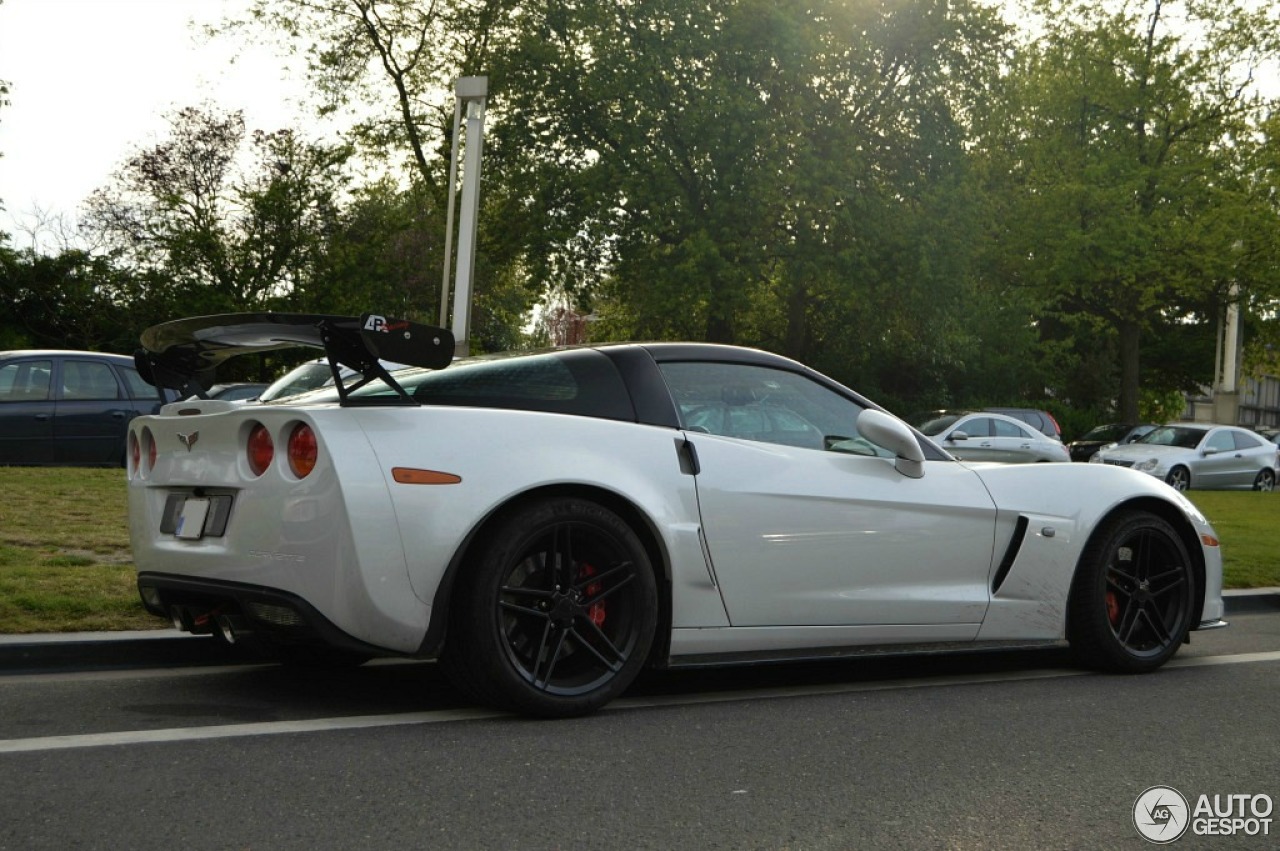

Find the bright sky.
xmin=0 ymin=0 xmax=305 ymax=247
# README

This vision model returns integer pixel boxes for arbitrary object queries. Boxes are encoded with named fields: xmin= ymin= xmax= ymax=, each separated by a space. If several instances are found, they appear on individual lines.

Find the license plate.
xmin=174 ymin=498 xmax=211 ymax=540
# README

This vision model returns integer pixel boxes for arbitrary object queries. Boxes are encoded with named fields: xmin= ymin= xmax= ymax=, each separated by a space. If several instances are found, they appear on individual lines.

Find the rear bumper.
xmin=136 ymin=572 xmax=397 ymax=657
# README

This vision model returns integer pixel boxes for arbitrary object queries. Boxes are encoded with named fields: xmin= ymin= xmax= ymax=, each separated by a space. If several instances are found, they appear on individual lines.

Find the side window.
xmin=62 ymin=360 xmax=122 ymax=400
xmin=1232 ymin=431 xmax=1263 ymax=450
xmin=0 ymin=360 xmax=53 ymax=401
xmin=960 ymin=418 xmax=993 ymax=438
xmin=658 ymin=361 xmax=887 ymax=455
xmin=992 ymin=419 xmax=1031 ymax=438
xmin=1205 ymin=431 xmax=1235 ymax=453
xmin=120 ymin=366 xmax=159 ymax=400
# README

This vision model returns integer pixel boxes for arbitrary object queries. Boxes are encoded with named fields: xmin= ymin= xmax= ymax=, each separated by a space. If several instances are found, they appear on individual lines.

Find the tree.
xmin=491 ymin=0 xmax=1010 ymax=380
xmin=82 ymin=105 xmax=354 ymax=316
xmin=993 ymin=0 xmax=1280 ymax=421
xmin=0 ymin=247 xmax=143 ymax=352
xmin=226 ymin=0 xmax=540 ymax=345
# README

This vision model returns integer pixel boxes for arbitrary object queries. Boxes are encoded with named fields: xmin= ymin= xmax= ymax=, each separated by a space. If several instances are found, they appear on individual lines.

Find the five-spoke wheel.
xmin=1254 ymin=469 xmax=1275 ymax=492
xmin=1068 ymin=510 xmax=1195 ymax=672
xmin=441 ymin=497 xmax=657 ymax=717
xmin=1164 ymin=466 xmax=1190 ymax=492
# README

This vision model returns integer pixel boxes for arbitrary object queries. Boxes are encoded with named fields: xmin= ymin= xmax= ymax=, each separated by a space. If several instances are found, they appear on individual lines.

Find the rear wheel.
xmin=1068 ymin=510 xmax=1195 ymax=672
xmin=441 ymin=497 xmax=657 ymax=717
xmin=1164 ymin=466 xmax=1190 ymax=491
xmin=1253 ymin=469 xmax=1275 ymax=492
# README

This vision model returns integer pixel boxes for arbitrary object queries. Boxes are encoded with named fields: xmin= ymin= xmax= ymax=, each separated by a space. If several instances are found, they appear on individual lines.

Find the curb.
xmin=2 ymin=590 xmax=1278 ymax=673
xmin=0 ymin=629 xmax=240 ymax=672
xmin=1222 ymin=587 xmax=1280 ymax=615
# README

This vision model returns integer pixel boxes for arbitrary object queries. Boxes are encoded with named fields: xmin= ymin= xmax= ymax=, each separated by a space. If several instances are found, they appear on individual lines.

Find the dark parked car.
xmin=0 ymin=350 xmax=173 ymax=466
xmin=1067 ymin=422 xmax=1157 ymax=462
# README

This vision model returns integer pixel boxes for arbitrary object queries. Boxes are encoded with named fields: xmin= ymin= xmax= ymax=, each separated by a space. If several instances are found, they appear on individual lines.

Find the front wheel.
xmin=1067 ymin=510 xmax=1195 ymax=673
xmin=441 ymin=498 xmax=658 ymax=717
xmin=1253 ymin=469 xmax=1275 ymax=492
xmin=1164 ymin=466 xmax=1190 ymax=491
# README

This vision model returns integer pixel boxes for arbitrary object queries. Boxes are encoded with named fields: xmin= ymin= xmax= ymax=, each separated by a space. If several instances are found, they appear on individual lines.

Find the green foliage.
xmin=489 ymin=0 xmax=1014 ymax=399
xmin=81 ymin=106 xmax=355 ymax=318
xmin=988 ymin=0 xmax=1280 ymax=421
xmin=0 ymin=247 xmax=148 ymax=354
xmin=5 ymin=0 xmax=1280 ymax=421
xmin=1139 ymin=389 xmax=1188 ymax=424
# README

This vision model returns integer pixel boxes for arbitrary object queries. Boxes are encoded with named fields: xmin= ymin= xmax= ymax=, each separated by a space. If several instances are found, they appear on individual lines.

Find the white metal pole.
xmin=1222 ymin=282 xmax=1240 ymax=394
xmin=450 ymin=77 xmax=488 ymax=357
xmin=439 ymin=99 xmax=463 ymax=329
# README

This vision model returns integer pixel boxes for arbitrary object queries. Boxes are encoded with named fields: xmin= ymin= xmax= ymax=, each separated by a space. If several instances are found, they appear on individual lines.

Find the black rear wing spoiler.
xmin=135 ymin=312 xmax=455 ymax=404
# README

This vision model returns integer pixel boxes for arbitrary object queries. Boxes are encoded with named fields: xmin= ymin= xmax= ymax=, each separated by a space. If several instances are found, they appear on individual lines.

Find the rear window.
xmin=363 ymin=349 xmax=636 ymax=421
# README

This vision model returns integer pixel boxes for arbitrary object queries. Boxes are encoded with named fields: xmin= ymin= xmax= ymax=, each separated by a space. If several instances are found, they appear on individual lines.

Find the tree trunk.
xmin=1117 ymin=319 xmax=1141 ymax=422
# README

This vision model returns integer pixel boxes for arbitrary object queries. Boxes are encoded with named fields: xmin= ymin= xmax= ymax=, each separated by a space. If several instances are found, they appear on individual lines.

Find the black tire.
xmin=1164 ymin=466 xmax=1190 ymax=492
xmin=1068 ymin=510 xmax=1195 ymax=673
xmin=1253 ymin=469 xmax=1275 ymax=492
xmin=441 ymin=497 xmax=658 ymax=717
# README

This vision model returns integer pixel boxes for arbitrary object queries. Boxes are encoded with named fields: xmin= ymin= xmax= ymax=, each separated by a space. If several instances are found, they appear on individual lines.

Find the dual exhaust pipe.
xmin=170 ymin=605 xmax=253 ymax=646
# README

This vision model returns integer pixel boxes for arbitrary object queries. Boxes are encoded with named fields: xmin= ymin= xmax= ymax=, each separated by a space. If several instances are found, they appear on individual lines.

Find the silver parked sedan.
xmin=912 ymin=411 xmax=1070 ymax=463
xmin=1091 ymin=423 xmax=1277 ymax=491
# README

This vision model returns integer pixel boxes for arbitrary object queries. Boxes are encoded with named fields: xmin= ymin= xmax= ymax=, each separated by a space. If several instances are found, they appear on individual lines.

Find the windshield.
xmin=1136 ymin=426 xmax=1205 ymax=449
xmin=911 ymin=413 xmax=963 ymax=437
xmin=1080 ymin=423 xmax=1132 ymax=443
xmin=259 ymin=362 xmax=338 ymax=402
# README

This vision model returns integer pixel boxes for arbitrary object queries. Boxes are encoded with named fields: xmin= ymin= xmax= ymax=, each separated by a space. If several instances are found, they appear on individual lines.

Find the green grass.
xmin=1184 ymin=491 xmax=1280 ymax=588
xmin=0 ymin=467 xmax=1275 ymax=635
xmin=0 ymin=468 xmax=159 ymax=633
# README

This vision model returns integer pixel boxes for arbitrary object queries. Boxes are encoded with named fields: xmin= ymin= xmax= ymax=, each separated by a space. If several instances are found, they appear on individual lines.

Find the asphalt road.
xmin=2 ymin=606 xmax=1278 ymax=850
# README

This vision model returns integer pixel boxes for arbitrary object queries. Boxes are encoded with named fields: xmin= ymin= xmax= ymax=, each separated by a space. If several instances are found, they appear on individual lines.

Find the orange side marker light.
xmin=392 ymin=467 xmax=462 ymax=485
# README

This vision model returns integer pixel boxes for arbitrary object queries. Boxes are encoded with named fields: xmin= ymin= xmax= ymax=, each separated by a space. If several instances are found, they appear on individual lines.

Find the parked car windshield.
xmin=1079 ymin=423 xmax=1134 ymax=442
xmin=1136 ymin=426 xmax=1205 ymax=449
xmin=911 ymin=413 xmax=963 ymax=437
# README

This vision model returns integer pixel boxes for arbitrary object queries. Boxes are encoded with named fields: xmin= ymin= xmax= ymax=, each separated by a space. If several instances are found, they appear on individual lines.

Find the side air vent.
xmin=991 ymin=515 xmax=1030 ymax=594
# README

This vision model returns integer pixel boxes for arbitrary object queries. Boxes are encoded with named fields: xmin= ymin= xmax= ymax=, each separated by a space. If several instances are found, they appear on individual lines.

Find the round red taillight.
xmin=247 ymin=423 xmax=274 ymax=476
xmin=287 ymin=423 xmax=318 ymax=478
xmin=129 ymin=431 xmax=141 ymax=472
xmin=145 ymin=428 xmax=157 ymax=471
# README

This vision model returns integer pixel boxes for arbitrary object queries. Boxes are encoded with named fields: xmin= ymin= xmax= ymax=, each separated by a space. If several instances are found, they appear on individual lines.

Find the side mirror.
xmin=858 ymin=409 xmax=926 ymax=479
xmin=948 ymin=430 xmax=969 ymax=442
xmin=1201 ymin=447 xmax=1219 ymax=457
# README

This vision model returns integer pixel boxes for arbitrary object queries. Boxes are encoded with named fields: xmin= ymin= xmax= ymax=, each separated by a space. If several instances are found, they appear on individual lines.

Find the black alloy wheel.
xmin=1068 ymin=510 xmax=1195 ymax=672
xmin=441 ymin=498 xmax=657 ymax=717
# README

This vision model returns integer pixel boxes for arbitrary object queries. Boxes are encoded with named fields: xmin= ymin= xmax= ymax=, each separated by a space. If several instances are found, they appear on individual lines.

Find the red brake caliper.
xmin=582 ymin=563 xmax=606 ymax=627
xmin=1106 ymin=590 xmax=1120 ymax=627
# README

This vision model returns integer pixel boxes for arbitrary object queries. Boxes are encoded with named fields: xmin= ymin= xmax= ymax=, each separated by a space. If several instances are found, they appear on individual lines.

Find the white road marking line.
xmin=1 ymin=650 xmax=1277 ymax=754
xmin=0 ymin=709 xmax=506 ymax=754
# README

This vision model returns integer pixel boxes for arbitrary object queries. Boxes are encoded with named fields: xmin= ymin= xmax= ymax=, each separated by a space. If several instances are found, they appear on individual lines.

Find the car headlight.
xmin=1088 ymin=452 xmax=1104 ymax=464
xmin=1135 ymin=458 xmax=1160 ymax=472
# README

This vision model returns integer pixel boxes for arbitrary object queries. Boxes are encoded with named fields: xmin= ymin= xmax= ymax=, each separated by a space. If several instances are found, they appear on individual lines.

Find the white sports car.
xmin=128 ymin=313 xmax=1227 ymax=717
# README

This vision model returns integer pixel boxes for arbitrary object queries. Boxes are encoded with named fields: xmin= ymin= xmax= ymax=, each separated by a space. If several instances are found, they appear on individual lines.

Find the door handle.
xmin=34 ymin=413 xmax=49 ymax=421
